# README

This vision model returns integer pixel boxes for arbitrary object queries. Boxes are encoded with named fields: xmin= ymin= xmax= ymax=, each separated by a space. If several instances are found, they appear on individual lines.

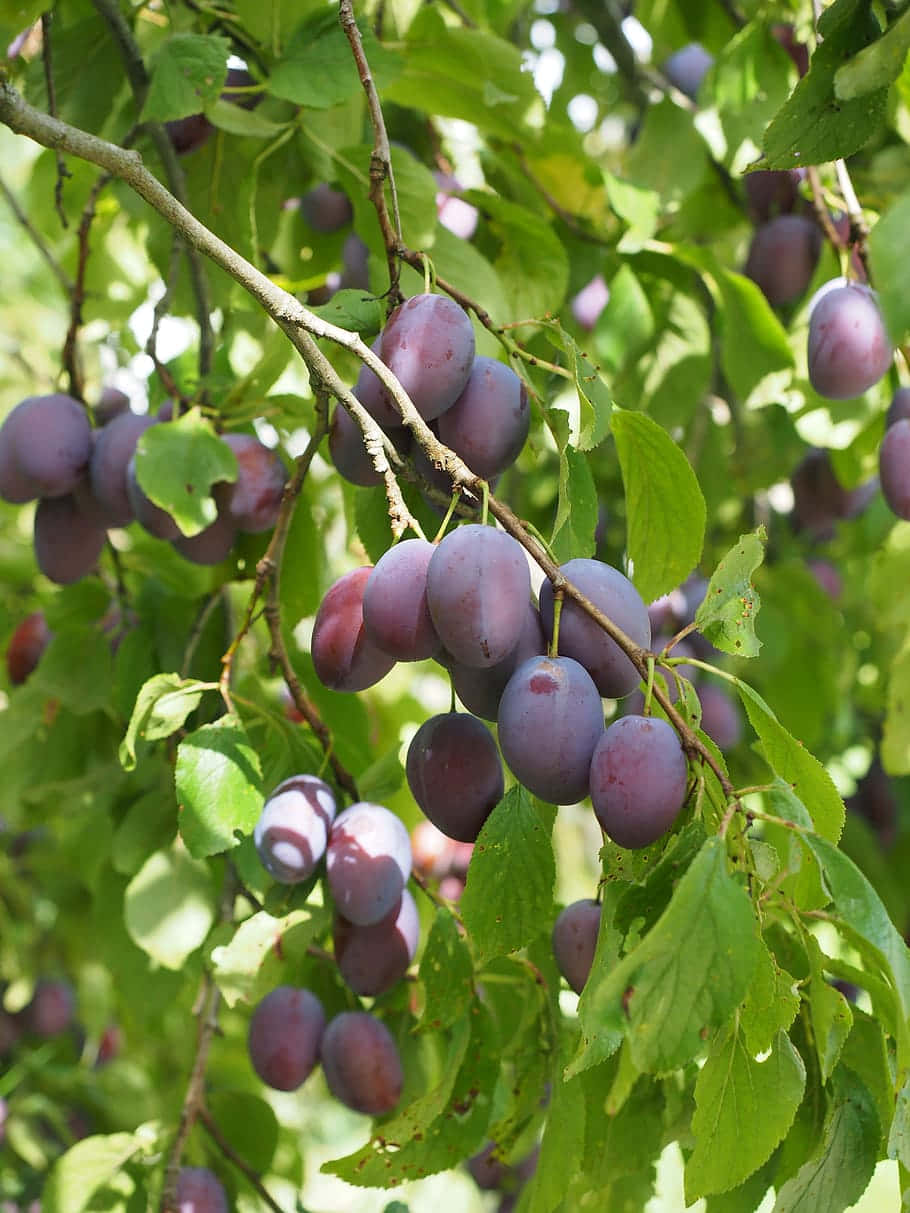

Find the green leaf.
xmin=736 ymin=694 xmax=845 ymax=843
xmin=133 ymin=408 xmax=238 ymax=538
xmin=686 ymin=1028 xmax=805 ymax=1201
xmin=529 ymin=1066 xmax=587 ymax=1213
xmin=483 ymin=193 xmax=569 ymax=321
xmin=279 ymin=478 xmax=323 ymax=623
xmin=460 ymin=787 xmax=555 ymax=966
xmin=808 ymin=974 xmax=853 ymax=1085
xmin=205 ymin=98 xmax=286 ymax=138
xmin=762 ymin=0 xmax=888 ymax=169
xmin=888 ymin=1077 xmax=910 ymax=1170
xmin=124 ymin=844 xmax=217 ymax=969
xmin=31 ymin=625 xmax=114 ymax=714
xmin=868 ymin=193 xmax=910 ymax=346
xmin=739 ymin=941 xmax=800 ymax=1057
xmin=568 ymin=837 xmax=760 ymax=1075
xmin=268 ymin=12 xmax=400 ymax=108
xmin=604 ymin=172 xmax=660 ymax=251
xmin=695 ymin=529 xmax=765 ymax=658
xmin=119 ymin=674 xmax=209 ymax=771
xmin=358 ymin=748 xmax=405 ymax=804
xmin=418 ymin=908 xmax=475 ymax=1032
xmin=548 ymin=408 xmax=598 ymax=564
xmin=772 ymin=1066 xmax=880 ymax=1213
xmin=610 ymin=408 xmax=706 ymax=605
xmin=835 ymin=8 xmax=910 ymax=100
xmin=210 ymin=906 xmax=329 ymax=1007
xmin=142 ymin=34 xmax=230 ymax=122
xmin=804 ymin=832 xmax=910 ymax=1026
xmin=324 ymin=1002 xmax=497 ymax=1185
xmin=206 ymin=1091 xmax=279 ymax=1173
xmin=175 ymin=715 xmax=264 ymax=858
xmin=310 ymin=288 xmax=383 ymax=336
xmin=545 ymin=324 xmax=613 ymax=452
xmin=382 ymin=7 xmax=543 ymax=142
xmin=42 ymin=1133 xmax=144 ymax=1213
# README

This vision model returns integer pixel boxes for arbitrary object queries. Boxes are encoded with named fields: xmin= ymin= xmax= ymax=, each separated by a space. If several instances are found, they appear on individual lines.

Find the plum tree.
xmin=589 ymin=716 xmax=689 ymax=848
xmin=325 ymin=802 xmax=412 ymax=925
xmin=498 ymin=655 xmax=604 ymax=804
xmin=426 ymin=524 xmax=531 ymax=668
xmin=319 ymin=1011 xmax=404 ymax=1116
xmin=247 ymin=986 xmax=325 ymax=1091
xmin=406 ymin=711 xmax=504 ymax=842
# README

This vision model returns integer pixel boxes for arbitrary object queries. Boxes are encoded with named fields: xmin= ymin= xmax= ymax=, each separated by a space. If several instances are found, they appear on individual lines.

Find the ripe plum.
xmin=90 ymin=412 xmax=155 ymax=527
xmin=437 ymin=357 xmax=530 ymax=479
xmin=215 ymin=434 xmax=286 ymax=533
xmin=34 ymin=494 xmax=107 ymax=584
xmin=126 ymin=455 xmax=181 ymax=540
xmin=498 ymin=655 xmax=604 ymax=804
xmin=254 ymin=775 xmax=337 ymax=883
xmin=552 ymin=899 xmax=601 ymax=993
xmin=328 ymin=404 xmax=382 ymax=487
xmin=887 ymin=387 xmax=910 ymax=429
xmin=406 ymin=712 xmax=504 ymax=842
xmin=589 ymin=715 xmax=688 ymax=848
xmin=326 ymin=802 xmax=412 ymax=925
xmin=6 ymin=611 xmax=52 ymax=685
xmin=172 ymin=512 xmax=236 ymax=565
xmin=300 ymin=184 xmax=353 ymax=233
xmin=175 ymin=1166 xmax=229 ymax=1213
xmin=808 ymin=282 xmax=892 ymax=399
xmin=745 ymin=215 xmax=820 ymax=306
xmin=247 ymin=985 xmax=325 ymax=1090
xmin=538 ymin=558 xmax=650 ymax=697
xmin=449 ymin=599 xmax=546 ymax=721
xmin=25 ymin=979 xmax=75 ymax=1037
xmin=379 ymin=294 xmax=475 ymax=421
xmin=362 ymin=539 xmax=439 ymax=661
xmin=0 ymin=394 xmax=92 ymax=502
xmin=426 ymin=524 xmax=531 ymax=668
xmin=320 ymin=1011 xmax=403 ymax=1115
xmin=744 ymin=170 xmax=803 ymax=221
xmin=334 ymin=889 xmax=419 ymax=996
xmin=697 ymin=684 xmax=742 ymax=750
xmin=880 ymin=418 xmax=910 ymax=520
xmin=312 ymin=567 xmax=397 ymax=692
xmin=663 ymin=43 xmax=713 ymax=98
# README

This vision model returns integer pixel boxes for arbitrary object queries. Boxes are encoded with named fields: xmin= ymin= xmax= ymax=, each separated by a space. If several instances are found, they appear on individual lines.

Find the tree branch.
xmin=0 ymin=172 xmax=73 ymax=294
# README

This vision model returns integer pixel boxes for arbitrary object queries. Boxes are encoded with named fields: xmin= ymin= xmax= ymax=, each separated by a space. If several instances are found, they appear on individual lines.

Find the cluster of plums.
xmin=311 ymin=523 xmax=700 ymax=853
xmin=328 ymin=291 xmax=529 ymax=493
xmin=0 ymin=390 xmax=286 ymax=583
xmin=247 ymin=777 xmax=408 ymax=1116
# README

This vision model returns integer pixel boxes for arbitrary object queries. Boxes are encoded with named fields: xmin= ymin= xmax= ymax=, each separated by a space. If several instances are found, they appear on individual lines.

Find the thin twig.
xmin=219 ymin=397 xmax=360 ymax=801
xmin=40 ymin=12 xmax=69 ymax=228
xmin=159 ymin=868 xmax=236 ymax=1213
xmin=62 ymin=171 xmax=110 ymax=401
xmin=198 ymin=1106 xmax=287 ymax=1213
xmin=0 ymin=173 xmax=73 ymax=293
xmin=338 ymin=0 xmax=402 ymax=299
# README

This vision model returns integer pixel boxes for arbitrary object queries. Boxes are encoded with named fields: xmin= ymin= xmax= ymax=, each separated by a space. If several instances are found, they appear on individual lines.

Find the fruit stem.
xmin=432 ymin=487 xmax=463 ymax=544
xmin=642 ymin=655 xmax=656 ymax=715
xmin=548 ymin=591 xmax=564 ymax=658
